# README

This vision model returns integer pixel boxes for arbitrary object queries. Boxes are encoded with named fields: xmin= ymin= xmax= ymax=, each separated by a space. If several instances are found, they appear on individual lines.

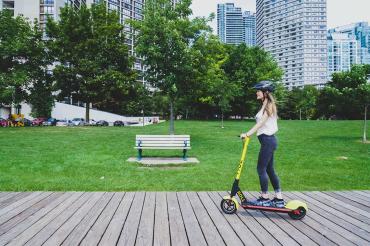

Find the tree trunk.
xmin=363 ymin=105 xmax=368 ymax=143
xmin=221 ymin=111 xmax=224 ymax=128
xmin=85 ymin=102 xmax=90 ymax=123
xmin=169 ymin=100 xmax=175 ymax=135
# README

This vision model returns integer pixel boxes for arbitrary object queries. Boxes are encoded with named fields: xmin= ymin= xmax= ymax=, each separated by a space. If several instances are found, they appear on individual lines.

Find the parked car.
xmin=56 ymin=119 xmax=73 ymax=127
xmin=23 ymin=118 xmax=32 ymax=127
xmin=96 ymin=120 xmax=109 ymax=126
xmin=42 ymin=118 xmax=57 ymax=126
xmin=0 ymin=118 xmax=9 ymax=127
xmin=113 ymin=120 xmax=125 ymax=126
xmin=71 ymin=118 xmax=86 ymax=126
xmin=32 ymin=117 xmax=47 ymax=126
xmin=88 ymin=119 xmax=97 ymax=126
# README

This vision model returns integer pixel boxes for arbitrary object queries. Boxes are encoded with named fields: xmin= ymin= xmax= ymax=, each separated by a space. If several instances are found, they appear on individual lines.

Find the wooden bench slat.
xmin=135 ymin=147 xmax=191 ymax=150
xmin=137 ymin=144 xmax=191 ymax=147
xmin=136 ymin=135 xmax=190 ymax=137
xmin=137 ymin=141 xmax=190 ymax=143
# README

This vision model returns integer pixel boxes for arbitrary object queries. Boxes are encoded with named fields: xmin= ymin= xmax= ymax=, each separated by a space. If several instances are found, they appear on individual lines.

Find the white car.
xmin=56 ymin=120 xmax=73 ymax=127
xmin=71 ymin=118 xmax=86 ymax=126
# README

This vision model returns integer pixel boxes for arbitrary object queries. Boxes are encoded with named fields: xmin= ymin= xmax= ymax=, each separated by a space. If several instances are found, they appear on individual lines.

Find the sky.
xmin=190 ymin=0 xmax=370 ymax=33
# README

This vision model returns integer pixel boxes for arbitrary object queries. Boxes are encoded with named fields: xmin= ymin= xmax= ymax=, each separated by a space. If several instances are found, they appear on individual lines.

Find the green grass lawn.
xmin=0 ymin=120 xmax=369 ymax=191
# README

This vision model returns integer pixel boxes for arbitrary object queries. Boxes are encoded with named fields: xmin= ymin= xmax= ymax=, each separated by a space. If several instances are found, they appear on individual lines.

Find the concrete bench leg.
xmin=138 ymin=149 xmax=143 ymax=160
xmin=183 ymin=149 xmax=187 ymax=161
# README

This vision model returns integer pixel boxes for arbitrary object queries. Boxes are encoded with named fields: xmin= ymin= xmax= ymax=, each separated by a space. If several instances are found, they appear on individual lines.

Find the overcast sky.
xmin=190 ymin=0 xmax=370 ymax=33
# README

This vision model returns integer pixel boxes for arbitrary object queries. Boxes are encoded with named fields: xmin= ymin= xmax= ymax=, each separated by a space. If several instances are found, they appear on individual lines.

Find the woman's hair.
xmin=264 ymin=92 xmax=278 ymax=117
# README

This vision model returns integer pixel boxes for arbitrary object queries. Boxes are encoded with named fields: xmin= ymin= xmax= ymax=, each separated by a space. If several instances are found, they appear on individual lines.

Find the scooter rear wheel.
xmin=221 ymin=199 xmax=237 ymax=214
xmin=288 ymin=207 xmax=306 ymax=220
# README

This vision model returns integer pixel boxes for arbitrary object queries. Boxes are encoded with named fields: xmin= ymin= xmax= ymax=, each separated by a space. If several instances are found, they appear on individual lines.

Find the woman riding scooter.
xmin=240 ymin=80 xmax=285 ymax=208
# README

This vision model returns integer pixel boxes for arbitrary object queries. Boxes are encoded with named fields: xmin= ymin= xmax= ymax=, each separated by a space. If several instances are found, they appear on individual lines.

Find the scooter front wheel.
xmin=288 ymin=207 xmax=306 ymax=220
xmin=221 ymin=199 xmax=237 ymax=214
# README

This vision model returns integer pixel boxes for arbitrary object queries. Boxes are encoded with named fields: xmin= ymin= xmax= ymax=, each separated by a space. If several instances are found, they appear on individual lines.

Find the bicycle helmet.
xmin=252 ymin=80 xmax=275 ymax=92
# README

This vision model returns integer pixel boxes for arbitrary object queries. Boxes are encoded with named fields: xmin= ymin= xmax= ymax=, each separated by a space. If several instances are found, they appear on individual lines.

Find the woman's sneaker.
xmin=247 ymin=196 xmax=271 ymax=207
xmin=271 ymin=198 xmax=286 ymax=208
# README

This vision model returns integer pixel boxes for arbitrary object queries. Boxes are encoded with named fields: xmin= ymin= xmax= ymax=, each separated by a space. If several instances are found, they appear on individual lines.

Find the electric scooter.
xmin=220 ymin=137 xmax=307 ymax=220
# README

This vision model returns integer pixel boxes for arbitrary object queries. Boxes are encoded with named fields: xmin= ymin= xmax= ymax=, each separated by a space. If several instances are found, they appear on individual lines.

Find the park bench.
xmin=135 ymin=135 xmax=191 ymax=160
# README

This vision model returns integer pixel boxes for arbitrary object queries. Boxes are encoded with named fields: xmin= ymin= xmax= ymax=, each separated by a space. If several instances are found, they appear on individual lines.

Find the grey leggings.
xmin=257 ymin=134 xmax=281 ymax=193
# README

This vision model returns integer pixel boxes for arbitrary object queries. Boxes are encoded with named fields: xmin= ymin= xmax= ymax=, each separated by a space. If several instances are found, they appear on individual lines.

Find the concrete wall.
xmin=18 ymin=102 xmax=158 ymax=124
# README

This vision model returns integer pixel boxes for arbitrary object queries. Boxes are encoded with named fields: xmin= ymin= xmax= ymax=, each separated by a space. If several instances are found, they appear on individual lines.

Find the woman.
xmin=240 ymin=80 xmax=285 ymax=208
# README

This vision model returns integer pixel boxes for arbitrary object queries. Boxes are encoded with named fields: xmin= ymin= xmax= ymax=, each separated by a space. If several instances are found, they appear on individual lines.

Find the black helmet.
xmin=252 ymin=80 xmax=275 ymax=92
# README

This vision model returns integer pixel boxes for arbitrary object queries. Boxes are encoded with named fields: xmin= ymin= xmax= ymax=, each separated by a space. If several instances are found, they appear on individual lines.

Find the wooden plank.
xmin=61 ymin=193 xmax=114 ymax=246
xmin=303 ymin=192 xmax=370 ymax=224
xmin=344 ymin=191 xmax=370 ymax=204
xmin=136 ymin=192 xmax=155 ymax=246
xmin=153 ymin=192 xmax=170 ymax=246
xmin=177 ymin=192 xmax=207 ymax=246
xmin=135 ymin=147 xmax=191 ymax=150
xmin=116 ymin=192 xmax=145 ymax=246
xmin=24 ymin=192 xmax=93 ymax=246
xmin=353 ymin=190 xmax=370 ymax=199
xmin=80 ymin=192 xmax=124 ymax=246
xmin=98 ymin=192 xmax=135 ymax=246
xmin=288 ymin=192 xmax=370 ymax=242
xmin=217 ymin=191 xmax=280 ymax=246
xmin=137 ymin=143 xmax=191 ymax=146
xmin=248 ymin=192 xmax=318 ymax=246
xmin=313 ymin=192 xmax=370 ymax=221
xmin=6 ymin=192 xmax=85 ymax=246
xmin=283 ymin=193 xmax=358 ymax=246
xmin=0 ymin=192 xmax=52 ymax=226
xmin=0 ymin=193 xmax=19 ymax=203
xmin=166 ymin=192 xmax=189 ymax=246
xmin=197 ymin=192 xmax=243 ymax=246
xmin=137 ymin=139 xmax=189 ymax=141
xmin=0 ymin=192 xmax=77 ymax=246
xmin=328 ymin=191 xmax=370 ymax=210
xmin=43 ymin=192 xmax=105 ymax=246
xmin=0 ymin=193 xmax=64 ymax=237
xmin=137 ymin=135 xmax=190 ymax=138
xmin=0 ymin=193 xmax=11 ymax=199
xmin=187 ymin=192 xmax=225 ymax=246
xmin=0 ymin=192 xmax=41 ymax=211
xmin=206 ymin=192 xmax=261 ymax=246
xmin=292 ymin=191 xmax=370 ymax=233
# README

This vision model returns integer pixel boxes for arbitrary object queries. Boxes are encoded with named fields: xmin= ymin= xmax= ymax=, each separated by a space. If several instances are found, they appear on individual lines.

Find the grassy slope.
xmin=0 ymin=120 xmax=368 ymax=191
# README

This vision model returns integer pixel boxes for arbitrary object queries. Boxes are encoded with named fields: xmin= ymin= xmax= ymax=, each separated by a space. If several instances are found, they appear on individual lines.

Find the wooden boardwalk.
xmin=0 ymin=191 xmax=369 ymax=246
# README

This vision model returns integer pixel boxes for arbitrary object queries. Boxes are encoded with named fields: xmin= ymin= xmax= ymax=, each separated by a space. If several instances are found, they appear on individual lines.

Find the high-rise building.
xmin=256 ymin=0 xmax=328 ymax=89
xmin=243 ymin=11 xmax=256 ymax=47
xmin=217 ymin=3 xmax=243 ymax=44
xmin=217 ymin=3 xmax=256 ymax=46
xmin=328 ymin=22 xmax=370 ymax=66
xmin=327 ymin=32 xmax=359 ymax=78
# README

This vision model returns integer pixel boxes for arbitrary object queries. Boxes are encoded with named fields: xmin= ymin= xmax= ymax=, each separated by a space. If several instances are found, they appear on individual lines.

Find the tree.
xmin=222 ymin=44 xmax=283 ymax=118
xmin=130 ymin=0 xmax=209 ymax=134
xmin=25 ymin=22 xmax=54 ymax=118
xmin=0 ymin=10 xmax=32 ymax=109
xmin=318 ymin=65 xmax=370 ymax=120
xmin=46 ymin=3 xmax=135 ymax=122
xmin=357 ymin=83 xmax=370 ymax=142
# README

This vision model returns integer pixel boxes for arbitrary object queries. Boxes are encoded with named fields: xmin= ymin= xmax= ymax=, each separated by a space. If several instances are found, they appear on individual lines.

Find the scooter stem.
xmin=235 ymin=137 xmax=250 ymax=180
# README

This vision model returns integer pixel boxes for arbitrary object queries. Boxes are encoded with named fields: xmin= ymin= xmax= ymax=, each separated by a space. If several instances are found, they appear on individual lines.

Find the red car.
xmin=0 ymin=118 xmax=9 ymax=127
xmin=32 ymin=117 xmax=47 ymax=126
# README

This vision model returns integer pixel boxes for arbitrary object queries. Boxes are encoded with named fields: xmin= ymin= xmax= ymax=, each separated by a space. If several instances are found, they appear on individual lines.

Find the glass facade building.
xmin=256 ymin=0 xmax=328 ymax=89
xmin=327 ymin=32 xmax=359 ymax=78
xmin=328 ymin=22 xmax=370 ymax=67
xmin=217 ymin=3 xmax=256 ymax=46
